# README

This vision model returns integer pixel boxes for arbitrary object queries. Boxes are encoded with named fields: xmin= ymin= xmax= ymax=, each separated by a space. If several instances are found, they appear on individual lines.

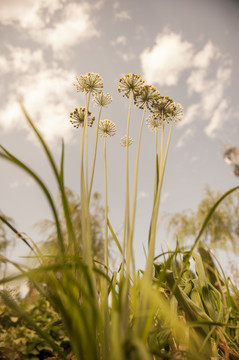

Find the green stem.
xmin=84 ymin=92 xmax=91 ymax=197
xmin=145 ymin=122 xmax=173 ymax=280
xmin=88 ymin=106 xmax=102 ymax=202
xmin=153 ymin=128 xmax=158 ymax=197
xmin=122 ymin=90 xmax=133 ymax=276
xmin=127 ymin=104 xmax=147 ymax=277
xmin=104 ymin=137 xmax=108 ymax=271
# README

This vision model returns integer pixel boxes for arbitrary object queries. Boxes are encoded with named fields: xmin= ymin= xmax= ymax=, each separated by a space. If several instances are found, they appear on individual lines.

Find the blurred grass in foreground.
xmin=0 ymin=73 xmax=239 ymax=360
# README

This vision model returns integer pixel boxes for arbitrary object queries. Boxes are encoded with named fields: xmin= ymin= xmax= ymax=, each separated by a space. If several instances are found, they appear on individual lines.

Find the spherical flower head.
xmin=93 ymin=91 xmax=112 ymax=107
xmin=146 ymin=115 xmax=162 ymax=131
xmin=69 ymin=107 xmax=95 ymax=128
xmin=151 ymin=95 xmax=179 ymax=123
xmin=134 ymin=85 xmax=160 ymax=110
xmin=167 ymin=102 xmax=183 ymax=123
xmin=120 ymin=135 xmax=133 ymax=147
xmin=98 ymin=119 xmax=116 ymax=138
xmin=73 ymin=72 xmax=103 ymax=94
xmin=118 ymin=73 xmax=145 ymax=98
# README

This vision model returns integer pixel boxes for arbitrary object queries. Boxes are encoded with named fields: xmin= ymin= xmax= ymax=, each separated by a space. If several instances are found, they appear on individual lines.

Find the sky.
xmin=0 ymin=0 xmax=239 ymax=272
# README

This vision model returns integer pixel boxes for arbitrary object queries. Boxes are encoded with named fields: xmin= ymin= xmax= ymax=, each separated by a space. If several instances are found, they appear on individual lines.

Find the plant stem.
xmin=153 ymin=128 xmax=158 ymax=197
xmin=127 ymin=104 xmax=147 ymax=277
xmin=103 ymin=137 xmax=108 ymax=272
xmin=84 ymin=92 xmax=91 ymax=198
xmin=145 ymin=122 xmax=173 ymax=280
xmin=122 ymin=90 xmax=133 ymax=277
xmin=88 ymin=106 xmax=102 ymax=202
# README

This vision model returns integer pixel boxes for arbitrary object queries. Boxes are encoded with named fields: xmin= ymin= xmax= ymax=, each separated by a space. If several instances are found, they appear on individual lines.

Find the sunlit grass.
xmin=0 ymin=72 xmax=239 ymax=360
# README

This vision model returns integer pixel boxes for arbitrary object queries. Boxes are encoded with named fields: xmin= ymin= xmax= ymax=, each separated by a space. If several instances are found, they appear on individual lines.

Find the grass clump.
xmin=0 ymin=72 xmax=239 ymax=360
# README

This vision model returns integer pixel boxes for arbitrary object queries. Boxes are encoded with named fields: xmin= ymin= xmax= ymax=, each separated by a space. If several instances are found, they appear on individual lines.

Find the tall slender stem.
xmin=153 ymin=128 xmax=158 ymax=197
xmin=104 ymin=137 xmax=108 ymax=271
xmin=121 ymin=90 xmax=133 ymax=275
xmin=103 ymin=136 xmax=109 ymax=360
xmin=88 ymin=106 xmax=102 ymax=202
xmin=145 ymin=122 xmax=173 ymax=280
xmin=127 ymin=104 xmax=147 ymax=277
xmin=84 ymin=92 xmax=91 ymax=197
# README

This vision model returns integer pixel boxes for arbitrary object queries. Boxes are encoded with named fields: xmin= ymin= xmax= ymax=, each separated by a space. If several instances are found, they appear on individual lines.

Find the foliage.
xmin=36 ymin=189 xmax=107 ymax=264
xmin=0 ymin=295 xmax=73 ymax=360
xmin=166 ymin=187 xmax=239 ymax=249
xmin=0 ymin=72 xmax=239 ymax=360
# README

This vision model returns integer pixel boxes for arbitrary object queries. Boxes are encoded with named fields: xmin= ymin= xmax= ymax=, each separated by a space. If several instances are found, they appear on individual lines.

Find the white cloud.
xmin=115 ymin=10 xmax=131 ymax=21
xmin=0 ymin=56 xmax=8 ymax=74
xmin=204 ymin=99 xmax=228 ymax=137
xmin=140 ymin=31 xmax=232 ymax=139
xmin=186 ymin=61 xmax=231 ymax=136
xmin=0 ymin=0 xmax=64 ymax=29
xmin=0 ymin=66 xmax=78 ymax=143
xmin=140 ymin=32 xmax=194 ymax=86
xmin=193 ymin=41 xmax=219 ymax=68
xmin=116 ymin=51 xmax=135 ymax=62
xmin=179 ymin=104 xmax=200 ymax=127
xmin=35 ymin=3 xmax=100 ymax=52
xmin=111 ymin=35 xmax=127 ymax=46
xmin=0 ymin=1 xmax=100 ymax=53
xmin=1 ymin=47 xmax=45 ymax=75
xmin=176 ymin=128 xmax=194 ymax=148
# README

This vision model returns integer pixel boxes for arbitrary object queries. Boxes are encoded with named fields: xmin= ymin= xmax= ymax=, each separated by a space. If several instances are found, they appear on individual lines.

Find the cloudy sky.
xmin=0 ymin=0 xmax=239 ymax=269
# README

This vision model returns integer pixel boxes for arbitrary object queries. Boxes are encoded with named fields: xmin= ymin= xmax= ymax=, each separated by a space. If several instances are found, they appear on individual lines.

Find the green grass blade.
xmin=0 ymin=148 xmax=65 ymax=254
xmin=108 ymin=218 xmax=123 ymax=254
xmin=19 ymin=103 xmax=76 ymax=248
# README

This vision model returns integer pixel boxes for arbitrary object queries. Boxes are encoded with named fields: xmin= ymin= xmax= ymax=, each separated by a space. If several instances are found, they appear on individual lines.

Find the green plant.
xmin=0 ymin=72 xmax=239 ymax=360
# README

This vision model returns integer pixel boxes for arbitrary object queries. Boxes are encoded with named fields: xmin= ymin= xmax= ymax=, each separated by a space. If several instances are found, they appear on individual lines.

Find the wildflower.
xmin=118 ymin=73 xmax=144 ymax=98
xmin=98 ymin=119 xmax=116 ymax=137
xmin=167 ymin=102 xmax=183 ymax=123
xmin=134 ymin=85 xmax=160 ymax=110
xmin=73 ymin=72 xmax=103 ymax=94
xmin=146 ymin=115 xmax=162 ymax=131
xmin=120 ymin=135 xmax=133 ymax=147
xmin=69 ymin=107 xmax=95 ymax=128
xmin=151 ymin=95 xmax=174 ymax=118
xmin=93 ymin=91 xmax=112 ymax=107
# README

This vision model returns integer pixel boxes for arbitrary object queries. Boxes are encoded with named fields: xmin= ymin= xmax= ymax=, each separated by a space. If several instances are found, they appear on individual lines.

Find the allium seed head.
xmin=69 ymin=107 xmax=95 ymax=128
xmin=167 ymin=103 xmax=183 ymax=123
xmin=73 ymin=72 xmax=103 ymax=94
xmin=134 ymin=85 xmax=160 ymax=110
xmin=146 ymin=115 xmax=162 ymax=131
xmin=118 ymin=73 xmax=144 ymax=98
xmin=93 ymin=91 xmax=112 ymax=107
xmin=120 ymin=135 xmax=133 ymax=147
xmin=98 ymin=119 xmax=116 ymax=137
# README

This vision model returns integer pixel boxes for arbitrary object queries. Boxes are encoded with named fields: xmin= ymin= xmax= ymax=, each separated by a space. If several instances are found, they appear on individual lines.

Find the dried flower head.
xmin=120 ymin=135 xmax=133 ymax=147
xmin=146 ymin=115 xmax=162 ymax=131
xmin=118 ymin=73 xmax=145 ymax=98
xmin=93 ymin=91 xmax=112 ymax=107
xmin=134 ymin=85 xmax=160 ymax=110
xmin=98 ymin=119 xmax=116 ymax=137
xmin=69 ymin=107 xmax=95 ymax=128
xmin=151 ymin=95 xmax=174 ymax=119
xmin=73 ymin=72 xmax=103 ymax=94
xmin=167 ymin=102 xmax=183 ymax=123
